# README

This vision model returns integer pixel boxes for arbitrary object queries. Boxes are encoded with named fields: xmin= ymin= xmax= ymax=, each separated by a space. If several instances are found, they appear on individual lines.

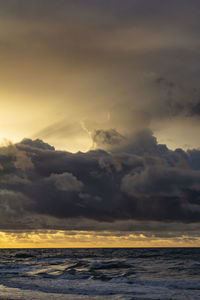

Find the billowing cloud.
xmin=48 ymin=172 xmax=83 ymax=192
xmin=0 ymin=130 xmax=200 ymax=234
xmin=92 ymin=129 xmax=125 ymax=150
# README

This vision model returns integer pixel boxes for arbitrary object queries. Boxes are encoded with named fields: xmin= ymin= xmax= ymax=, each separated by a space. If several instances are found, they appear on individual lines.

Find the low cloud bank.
xmin=0 ymin=129 xmax=200 ymax=232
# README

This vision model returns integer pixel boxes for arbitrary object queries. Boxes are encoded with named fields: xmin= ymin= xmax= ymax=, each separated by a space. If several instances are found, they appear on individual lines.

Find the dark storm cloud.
xmin=20 ymin=138 xmax=55 ymax=151
xmin=92 ymin=129 xmax=125 ymax=149
xmin=153 ymin=77 xmax=200 ymax=118
xmin=1 ymin=0 xmax=200 ymax=234
xmin=0 ymin=130 xmax=200 ymax=230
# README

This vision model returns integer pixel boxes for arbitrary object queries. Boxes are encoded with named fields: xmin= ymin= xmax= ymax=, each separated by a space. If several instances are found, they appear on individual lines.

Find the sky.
xmin=1 ymin=0 xmax=200 ymax=247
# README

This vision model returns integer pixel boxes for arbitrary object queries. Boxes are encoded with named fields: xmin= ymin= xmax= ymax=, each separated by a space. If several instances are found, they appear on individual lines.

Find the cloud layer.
xmin=1 ymin=1 xmax=200 ymax=240
xmin=0 ymin=130 xmax=200 ymax=234
xmin=1 ymin=0 xmax=200 ymax=151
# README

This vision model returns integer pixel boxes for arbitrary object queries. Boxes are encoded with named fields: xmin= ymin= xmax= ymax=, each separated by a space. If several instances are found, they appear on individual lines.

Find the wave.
xmin=89 ymin=260 xmax=130 ymax=270
xmin=0 ymin=248 xmax=200 ymax=299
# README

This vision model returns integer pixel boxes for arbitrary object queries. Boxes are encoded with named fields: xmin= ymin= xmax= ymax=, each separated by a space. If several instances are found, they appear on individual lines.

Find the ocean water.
xmin=0 ymin=248 xmax=199 ymax=300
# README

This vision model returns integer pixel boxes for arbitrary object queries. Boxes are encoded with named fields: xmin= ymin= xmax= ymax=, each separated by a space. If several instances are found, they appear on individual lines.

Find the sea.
xmin=0 ymin=248 xmax=199 ymax=299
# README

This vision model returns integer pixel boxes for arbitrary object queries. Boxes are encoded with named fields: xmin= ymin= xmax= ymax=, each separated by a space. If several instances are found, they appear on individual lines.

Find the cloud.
xmin=48 ymin=172 xmax=83 ymax=192
xmin=1 ymin=0 xmax=200 ymax=151
xmin=1 ymin=0 xmax=200 ymax=236
xmin=92 ymin=129 xmax=125 ymax=150
xmin=20 ymin=138 xmax=55 ymax=151
xmin=152 ymin=77 xmax=200 ymax=119
xmin=0 ymin=130 xmax=200 ymax=232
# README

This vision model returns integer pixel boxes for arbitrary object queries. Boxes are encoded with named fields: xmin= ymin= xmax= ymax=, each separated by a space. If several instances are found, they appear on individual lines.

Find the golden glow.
xmin=1 ymin=2 xmax=200 ymax=247
xmin=0 ymin=90 xmax=93 ymax=153
xmin=0 ymin=231 xmax=199 ymax=248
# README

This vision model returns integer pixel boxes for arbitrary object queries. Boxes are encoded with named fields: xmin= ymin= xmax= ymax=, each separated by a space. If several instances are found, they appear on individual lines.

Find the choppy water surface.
xmin=0 ymin=248 xmax=199 ymax=299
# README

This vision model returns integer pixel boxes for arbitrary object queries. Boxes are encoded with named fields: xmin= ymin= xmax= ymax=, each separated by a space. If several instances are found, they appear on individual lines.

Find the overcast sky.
xmin=1 ymin=0 xmax=200 ymax=247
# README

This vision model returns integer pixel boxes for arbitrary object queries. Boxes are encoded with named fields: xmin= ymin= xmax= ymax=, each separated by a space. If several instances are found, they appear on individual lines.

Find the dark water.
xmin=0 ymin=248 xmax=199 ymax=299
